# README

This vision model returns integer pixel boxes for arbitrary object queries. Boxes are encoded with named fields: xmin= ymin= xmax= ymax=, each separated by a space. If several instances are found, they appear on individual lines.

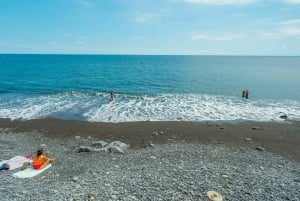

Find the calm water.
xmin=0 ymin=54 xmax=299 ymax=122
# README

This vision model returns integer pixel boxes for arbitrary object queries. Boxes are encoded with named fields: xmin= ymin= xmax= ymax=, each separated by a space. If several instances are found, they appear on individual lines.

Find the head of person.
xmin=36 ymin=148 xmax=43 ymax=156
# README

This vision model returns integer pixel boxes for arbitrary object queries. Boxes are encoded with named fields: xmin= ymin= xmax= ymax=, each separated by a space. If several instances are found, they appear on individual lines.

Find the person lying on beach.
xmin=33 ymin=148 xmax=55 ymax=170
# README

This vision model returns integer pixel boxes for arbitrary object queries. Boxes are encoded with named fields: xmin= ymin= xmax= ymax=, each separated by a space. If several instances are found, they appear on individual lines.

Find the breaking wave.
xmin=0 ymin=92 xmax=299 ymax=122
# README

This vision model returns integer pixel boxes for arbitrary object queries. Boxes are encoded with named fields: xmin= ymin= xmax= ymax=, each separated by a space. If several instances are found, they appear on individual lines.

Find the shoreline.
xmin=1 ymin=118 xmax=300 ymax=162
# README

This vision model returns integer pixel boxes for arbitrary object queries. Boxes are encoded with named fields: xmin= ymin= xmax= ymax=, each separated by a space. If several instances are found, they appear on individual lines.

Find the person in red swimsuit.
xmin=33 ymin=148 xmax=55 ymax=170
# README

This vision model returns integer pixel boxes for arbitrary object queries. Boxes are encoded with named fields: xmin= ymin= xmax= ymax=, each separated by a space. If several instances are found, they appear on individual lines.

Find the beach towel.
xmin=13 ymin=164 xmax=51 ymax=178
xmin=2 ymin=156 xmax=31 ymax=170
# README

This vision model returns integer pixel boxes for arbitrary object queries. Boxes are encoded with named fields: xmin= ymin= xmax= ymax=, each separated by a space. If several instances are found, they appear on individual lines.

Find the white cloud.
xmin=260 ymin=32 xmax=280 ymax=39
xmin=181 ymin=0 xmax=257 ymax=5
xmin=259 ymin=27 xmax=300 ymax=39
xmin=277 ymin=18 xmax=300 ymax=37
xmin=282 ymin=0 xmax=300 ymax=4
xmin=280 ymin=27 xmax=300 ymax=36
xmin=133 ymin=14 xmax=161 ymax=23
xmin=279 ymin=19 xmax=300 ymax=25
xmin=192 ymin=33 xmax=244 ymax=41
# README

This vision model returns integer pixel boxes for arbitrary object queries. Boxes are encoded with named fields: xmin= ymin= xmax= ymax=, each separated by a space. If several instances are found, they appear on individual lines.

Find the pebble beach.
xmin=1 ymin=119 xmax=300 ymax=201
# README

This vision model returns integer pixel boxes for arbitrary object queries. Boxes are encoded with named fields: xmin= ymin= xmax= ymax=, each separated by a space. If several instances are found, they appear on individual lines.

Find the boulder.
xmin=108 ymin=141 xmax=130 ymax=150
xmin=91 ymin=140 xmax=108 ymax=147
xmin=107 ymin=146 xmax=124 ymax=154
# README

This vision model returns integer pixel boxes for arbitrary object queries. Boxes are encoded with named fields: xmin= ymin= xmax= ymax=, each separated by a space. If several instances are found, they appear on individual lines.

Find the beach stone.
xmin=91 ymin=140 xmax=108 ymax=147
xmin=293 ymin=178 xmax=300 ymax=183
xmin=149 ymin=155 xmax=157 ymax=160
xmin=78 ymin=146 xmax=91 ymax=153
xmin=252 ymin=127 xmax=260 ymax=130
xmin=256 ymin=146 xmax=266 ymax=151
xmin=222 ymin=174 xmax=229 ymax=179
xmin=259 ymin=166 xmax=265 ymax=171
xmin=87 ymin=194 xmax=96 ymax=201
xmin=152 ymin=132 xmax=159 ymax=136
xmin=149 ymin=143 xmax=155 ymax=147
xmin=108 ymin=141 xmax=130 ymax=150
xmin=74 ymin=136 xmax=80 ymax=140
xmin=107 ymin=146 xmax=125 ymax=154
xmin=72 ymin=176 xmax=79 ymax=182
xmin=244 ymin=137 xmax=252 ymax=143
xmin=40 ymin=144 xmax=47 ymax=147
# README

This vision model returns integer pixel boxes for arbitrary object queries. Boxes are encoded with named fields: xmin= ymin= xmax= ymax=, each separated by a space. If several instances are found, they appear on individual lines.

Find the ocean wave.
xmin=0 ymin=92 xmax=299 ymax=122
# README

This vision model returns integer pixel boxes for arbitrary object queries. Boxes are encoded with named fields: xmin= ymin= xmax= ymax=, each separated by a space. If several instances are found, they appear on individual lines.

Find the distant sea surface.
xmin=0 ymin=54 xmax=299 ymax=122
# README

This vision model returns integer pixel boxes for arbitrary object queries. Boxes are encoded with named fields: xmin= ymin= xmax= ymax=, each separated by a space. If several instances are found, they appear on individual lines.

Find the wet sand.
xmin=0 ymin=118 xmax=299 ymax=161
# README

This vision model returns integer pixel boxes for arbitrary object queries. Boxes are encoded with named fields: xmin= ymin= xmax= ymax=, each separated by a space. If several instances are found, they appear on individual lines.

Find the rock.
xmin=149 ymin=155 xmax=157 ymax=160
xmin=104 ymin=141 xmax=129 ymax=154
xmin=149 ymin=143 xmax=155 ymax=147
xmin=74 ymin=136 xmax=80 ymax=140
xmin=91 ymin=140 xmax=108 ymax=147
xmin=107 ymin=146 xmax=125 ymax=154
xmin=259 ymin=166 xmax=265 ymax=171
xmin=159 ymin=131 xmax=164 ymax=135
xmin=244 ymin=137 xmax=252 ymax=143
xmin=152 ymin=132 xmax=159 ymax=136
xmin=78 ymin=146 xmax=91 ymax=153
xmin=22 ymin=190 xmax=27 ymax=194
xmin=72 ymin=176 xmax=79 ymax=182
xmin=222 ymin=174 xmax=229 ymax=179
xmin=40 ymin=144 xmax=47 ymax=147
xmin=293 ymin=178 xmax=300 ymax=183
xmin=256 ymin=146 xmax=266 ymax=151
xmin=108 ymin=141 xmax=130 ymax=150
xmin=252 ymin=127 xmax=260 ymax=130
xmin=88 ymin=194 xmax=96 ymax=201
xmin=78 ymin=141 xmax=129 ymax=154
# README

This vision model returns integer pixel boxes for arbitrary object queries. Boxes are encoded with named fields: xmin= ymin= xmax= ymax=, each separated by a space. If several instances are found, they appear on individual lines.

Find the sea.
xmin=0 ymin=54 xmax=299 ymax=123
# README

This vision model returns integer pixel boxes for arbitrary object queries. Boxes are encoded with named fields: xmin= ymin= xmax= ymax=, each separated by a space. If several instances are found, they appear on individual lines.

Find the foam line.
xmin=0 ymin=93 xmax=299 ymax=122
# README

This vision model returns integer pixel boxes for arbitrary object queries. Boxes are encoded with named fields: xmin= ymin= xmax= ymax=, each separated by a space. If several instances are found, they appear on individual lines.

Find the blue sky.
xmin=0 ymin=0 xmax=300 ymax=55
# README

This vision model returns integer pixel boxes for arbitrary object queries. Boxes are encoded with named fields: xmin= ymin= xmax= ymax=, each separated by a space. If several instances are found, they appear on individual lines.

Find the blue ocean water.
xmin=0 ymin=54 xmax=299 ymax=122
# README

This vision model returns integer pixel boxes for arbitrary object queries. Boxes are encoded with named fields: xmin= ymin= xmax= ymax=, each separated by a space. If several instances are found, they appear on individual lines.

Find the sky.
xmin=0 ymin=0 xmax=300 ymax=55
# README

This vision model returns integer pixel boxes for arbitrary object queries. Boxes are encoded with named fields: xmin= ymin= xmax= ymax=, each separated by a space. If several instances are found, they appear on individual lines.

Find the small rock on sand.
xmin=256 ymin=146 xmax=266 ymax=152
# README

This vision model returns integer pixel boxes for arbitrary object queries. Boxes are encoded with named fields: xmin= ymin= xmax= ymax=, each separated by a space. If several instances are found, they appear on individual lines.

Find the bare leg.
xmin=40 ymin=157 xmax=55 ymax=169
xmin=39 ymin=158 xmax=51 ymax=169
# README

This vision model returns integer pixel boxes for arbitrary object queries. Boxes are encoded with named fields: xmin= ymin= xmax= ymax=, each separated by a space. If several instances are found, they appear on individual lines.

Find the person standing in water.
xmin=245 ymin=89 xmax=249 ymax=99
xmin=242 ymin=89 xmax=249 ymax=99
xmin=110 ymin=91 xmax=115 ymax=101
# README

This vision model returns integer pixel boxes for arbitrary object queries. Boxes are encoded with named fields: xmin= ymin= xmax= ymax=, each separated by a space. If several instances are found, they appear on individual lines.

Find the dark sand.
xmin=0 ymin=118 xmax=299 ymax=161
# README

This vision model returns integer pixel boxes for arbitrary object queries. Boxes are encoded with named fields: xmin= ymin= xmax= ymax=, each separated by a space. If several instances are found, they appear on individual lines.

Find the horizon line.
xmin=0 ymin=52 xmax=299 ymax=57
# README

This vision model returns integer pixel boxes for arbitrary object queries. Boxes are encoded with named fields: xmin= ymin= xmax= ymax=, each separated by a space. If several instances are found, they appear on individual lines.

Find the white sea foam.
xmin=0 ymin=93 xmax=299 ymax=122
